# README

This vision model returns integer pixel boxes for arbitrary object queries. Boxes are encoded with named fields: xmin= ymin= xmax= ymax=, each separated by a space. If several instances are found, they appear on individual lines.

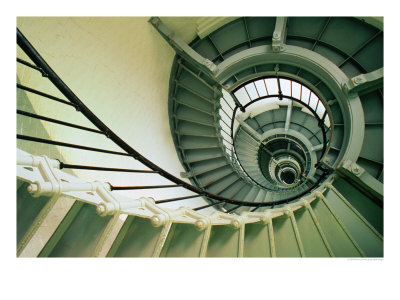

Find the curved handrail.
xmin=230 ymin=76 xmax=333 ymax=159
xmin=17 ymin=28 xmax=330 ymax=208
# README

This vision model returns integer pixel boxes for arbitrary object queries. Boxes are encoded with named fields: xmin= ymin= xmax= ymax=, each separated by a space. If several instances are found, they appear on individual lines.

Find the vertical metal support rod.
xmin=222 ymin=96 xmax=235 ymax=111
xmin=238 ymin=224 xmax=245 ymax=257
xmin=159 ymin=223 xmax=176 ymax=257
xmin=232 ymin=93 xmax=246 ymax=112
xmin=319 ymin=194 xmax=366 ymax=257
xmin=276 ymin=76 xmax=283 ymax=100
xmin=288 ymin=211 xmax=305 ymax=257
xmin=305 ymin=201 xmax=335 ymax=257
xmin=106 ymin=216 xmax=134 ymax=257
xmin=284 ymin=100 xmax=293 ymax=131
xmin=152 ymin=222 xmax=172 ymax=257
xmin=18 ymin=195 xmax=72 ymax=257
xmin=92 ymin=214 xmax=121 ymax=257
xmin=268 ymin=220 xmax=276 ymax=257
xmin=199 ymin=225 xmax=211 ymax=257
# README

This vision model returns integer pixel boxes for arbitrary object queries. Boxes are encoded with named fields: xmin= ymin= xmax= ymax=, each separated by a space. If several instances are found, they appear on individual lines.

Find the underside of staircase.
xmin=16 ymin=16 xmax=383 ymax=259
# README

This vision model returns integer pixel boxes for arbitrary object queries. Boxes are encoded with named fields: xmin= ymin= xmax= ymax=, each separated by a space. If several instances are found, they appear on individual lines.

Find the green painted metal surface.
xmin=310 ymin=198 xmax=361 ymax=257
xmin=344 ymin=68 xmax=383 ymax=95
xmin=160 ymin=223 xmax=205 ymax=257
xmin=333 ymin=177 xmax=383 ymax=234
xmin=149 ymin=17 xmax=218 ymax=77
xmin=40 ymin=202 xmax=112 ymax=257
xmin=324 ymin=188 xmax=383 ymax=257
xmin=16 ymin=181 xmax=51 ymax=245
xmin=273 ymin=215 xmax=301 ymax=257
xmin=206 ymin=225 xmax=240 ymax=257
xmin=243 ymin=222 xmax=271 ymax=257
xmin=294 ymin=207 xmax=330 ymax=257
xmin=16 ymin=17 xmax=384 ymax=258
xmin=110 ymin=216 xmax=164 ymax=257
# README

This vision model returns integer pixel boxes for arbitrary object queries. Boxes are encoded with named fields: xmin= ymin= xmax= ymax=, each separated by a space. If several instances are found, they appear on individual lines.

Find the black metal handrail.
xmin=17 ymin=28 xmax=330 ymax=210
xmin=230 ymin=85 xmax=331 ymax=161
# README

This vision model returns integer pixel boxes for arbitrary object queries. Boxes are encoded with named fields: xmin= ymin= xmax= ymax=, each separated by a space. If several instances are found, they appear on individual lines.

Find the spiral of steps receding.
xmin=170 ymin=16 xmax=383 ymax=211
xmin=16 ymin=16 xmax=383 ymax=258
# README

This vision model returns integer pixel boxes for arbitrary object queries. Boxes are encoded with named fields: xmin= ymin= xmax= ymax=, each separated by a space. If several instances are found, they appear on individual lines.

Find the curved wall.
xmin=17 ymin=17 xmax=209 ymax=206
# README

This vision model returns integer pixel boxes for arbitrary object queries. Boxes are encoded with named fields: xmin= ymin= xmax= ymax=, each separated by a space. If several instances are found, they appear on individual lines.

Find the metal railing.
xmin=16 ymin=28 xmax=331 ymax=213
xmin=216 ymin=75 xmax=334 ymax=196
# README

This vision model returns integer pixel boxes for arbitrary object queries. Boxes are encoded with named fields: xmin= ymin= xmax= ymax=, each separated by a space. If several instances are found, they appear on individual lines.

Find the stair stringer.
xmin=17 ymin=150 xmax=383 ymax=258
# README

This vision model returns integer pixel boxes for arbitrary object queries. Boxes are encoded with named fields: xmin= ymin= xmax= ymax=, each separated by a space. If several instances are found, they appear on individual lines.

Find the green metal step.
xmin=176 ymin=120 xmax=217 ymax=137
xmin=175 ymin=106 xmax=215 ymax=126
xmin=190 ymin=157 xmax=229 ymax=176
xmin=197 ymin=165 xmax=234 ymax=187
xmin=179 ymin=135 xmax=220 ymax=149
xmin=183 ymin=148 xmax=224 ymax=163
xmin=205 ymin=173 xmax=240 ymax=194
xmin=219 ymin=180 xmax=247 ymax=199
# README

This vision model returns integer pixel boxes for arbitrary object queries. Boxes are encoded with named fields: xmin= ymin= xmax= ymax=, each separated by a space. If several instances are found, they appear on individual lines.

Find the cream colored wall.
xmin=17 ymin=17 xmax=211 ymax=209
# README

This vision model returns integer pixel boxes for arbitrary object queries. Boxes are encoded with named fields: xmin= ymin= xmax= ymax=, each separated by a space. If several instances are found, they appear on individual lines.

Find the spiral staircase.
xmin=16 ymin=16 xmax=383 ymax=258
